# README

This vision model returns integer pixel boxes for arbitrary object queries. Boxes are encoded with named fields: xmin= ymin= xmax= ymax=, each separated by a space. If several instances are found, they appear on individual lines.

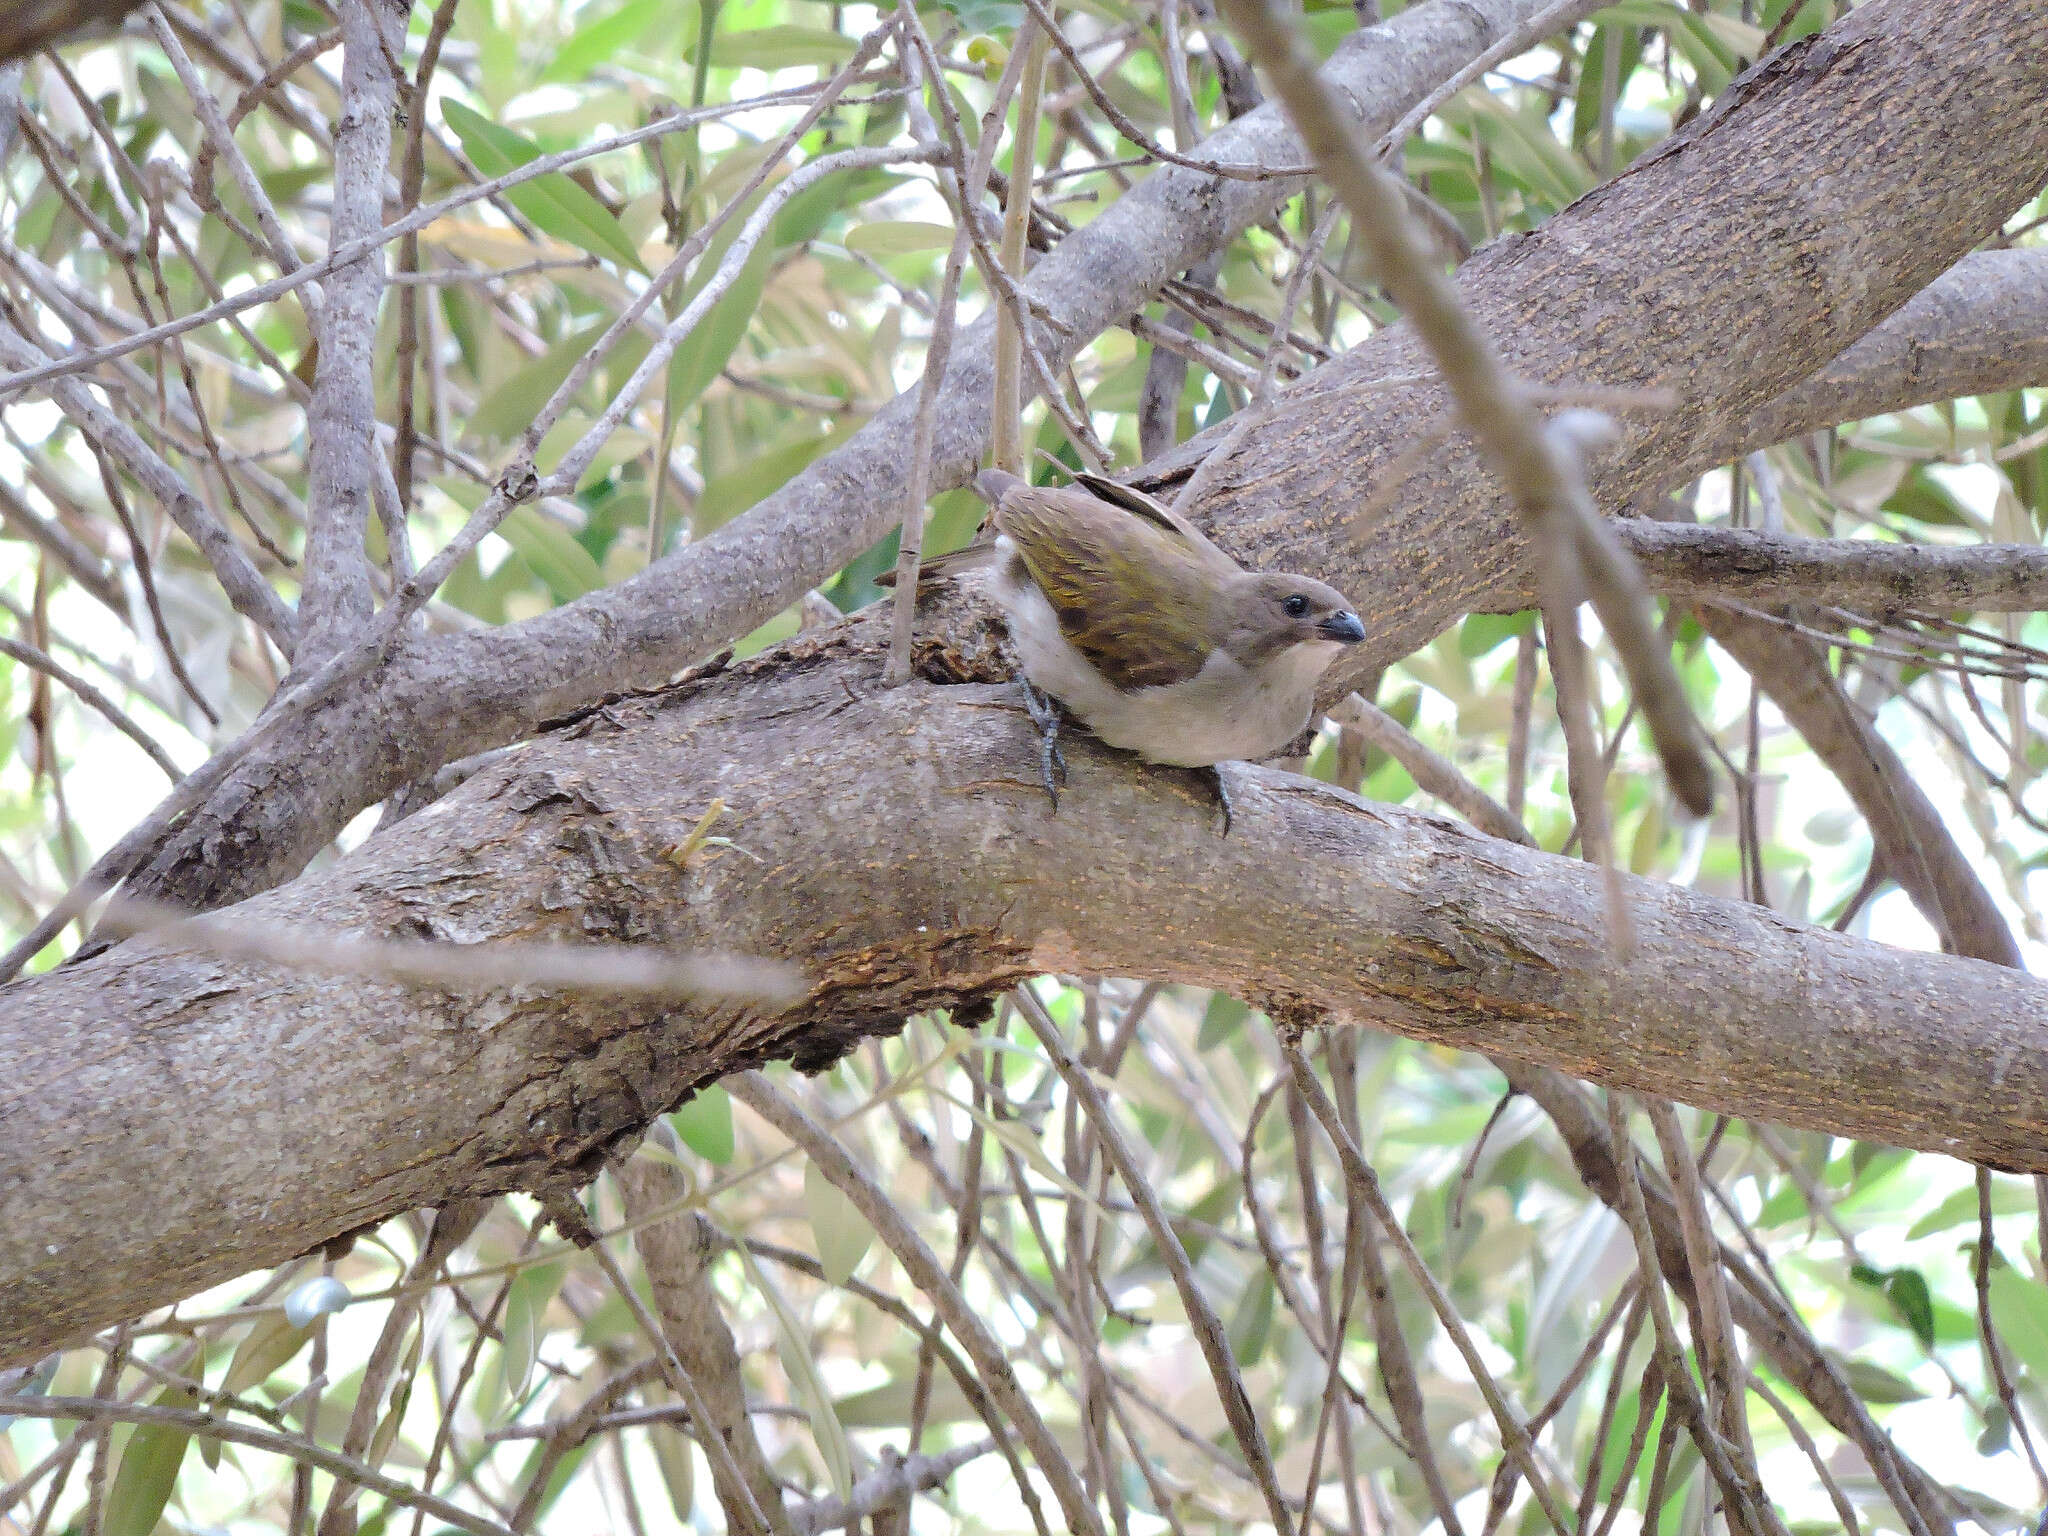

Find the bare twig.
xmin=1012 ymin=987 xmax=1295 ymax=1534
xmin=95 ymin=895 xmax=808 ymax=1005
xmin=0 ymin=1396 xmax=517 ymax=1536
xmin=991 ymin=20 xmax=1051 ymax=479
xmin=1285 ymin=1047 xmax=1573 ymax=1536
xmin=1327 ymin=692 xmax=1532 ymax=844
xmin=0 ymin=635 xmax=181 ymax=781
xmin=728 ymin=1072 xmax=1105 ymax=1536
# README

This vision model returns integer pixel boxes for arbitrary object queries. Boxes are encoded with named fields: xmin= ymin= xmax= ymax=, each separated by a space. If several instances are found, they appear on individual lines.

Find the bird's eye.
xmin=1283 ymin=594 xmax=1310 ymax=617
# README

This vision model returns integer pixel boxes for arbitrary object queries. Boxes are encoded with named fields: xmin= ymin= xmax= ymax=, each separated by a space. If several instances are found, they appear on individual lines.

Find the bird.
xmin=954 ymin=467 xmax=1366 ymax=828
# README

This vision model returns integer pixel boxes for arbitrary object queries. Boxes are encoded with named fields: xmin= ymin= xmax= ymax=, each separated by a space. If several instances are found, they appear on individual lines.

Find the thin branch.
xmin=1013 ymin=987 xmax=1295 ymax=1534
xmin=728 ymin=1072 xmax=1106 ymax=1536
xmin=1625 ymin=521 xmax=2048 ymax=613
xmin=0 ymin=1395 xmax=518 ymax=1536
xmin=0 ymin=635 xmax=181 ymax=780
xmin=1284 ymin=1048 xmax=1574 ymax=1536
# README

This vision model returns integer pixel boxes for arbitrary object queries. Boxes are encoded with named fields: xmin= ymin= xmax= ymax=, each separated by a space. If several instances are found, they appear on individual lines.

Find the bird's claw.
xmin=1020 ymin=679 xmax=1067 ymax=812
xmin=1206 ymin=763 xmax=1235 ymax=837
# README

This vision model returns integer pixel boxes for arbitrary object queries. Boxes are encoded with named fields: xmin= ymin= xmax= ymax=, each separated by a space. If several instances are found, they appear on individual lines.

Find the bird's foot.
xmin=1019 ymin=679 xmax=1067 ymax=812
xmin=1204 ymin=763 xmax=1236 ymax=837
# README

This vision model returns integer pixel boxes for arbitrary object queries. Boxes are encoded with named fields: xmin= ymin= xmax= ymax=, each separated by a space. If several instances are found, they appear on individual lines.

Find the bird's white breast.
xmin=992 ymin=542 xmax=1338 ymax=766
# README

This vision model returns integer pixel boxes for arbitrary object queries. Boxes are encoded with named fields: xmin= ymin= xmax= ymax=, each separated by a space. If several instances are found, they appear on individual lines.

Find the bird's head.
xmin=1222 ymin=573 xmax=1366 ymax=670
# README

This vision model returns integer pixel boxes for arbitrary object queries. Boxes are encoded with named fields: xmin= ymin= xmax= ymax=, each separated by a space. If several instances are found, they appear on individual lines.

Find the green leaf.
xmin=1837 ymin=1356 xmax=1926 ymax=1405
xmin=221 ymin=1313 xmax=314 ymax=1395
xmin=1909 ymin=1178 xmax=2035 ymax=1239
xmin=104 ymin=1388 xmax=195 ymax=1536
xmin=936 ymin=0 xmax=1024 ymax=33
xmin=666 ymin=233 xmax=774 ymax=418
xmin=1458 ymin=610 xmax=1535 ymax=659
xmin=773 ymin=169 xmax=909 ymax=248
xmin=496 ymin=1263 xmax=562 ymax=1414
xmin=1851 ymin=1263 xmax=1936 ymax=1350
xmin=671 ymin=1084 xmax=735 ymax=1164
xmin=1572 ymin=25 xmax=1647 ymax=152
xmin=695 ymin=418 xmax=860 ymax=533
xmin=843 ymin=221 xmax=955 ymax=257
xmin=1197 ymin=993 xmax=1251 ymax=1051
xmin=647 ymin=1395 xmax=696 ymax=1520
xmin=469 ymin=319 xmax=613 ymax=444
xmin=1226 ymin=1271 xmax=1275 ymax=1365
xmin=543 ymin=0 xmax=670 ymax=82
xmin=496 ymin=507 xmax=607 ymax=600
xmin=702 ymin=25 xmax=857 ymax=70
xmin=1990 ymin=1264 xmax=2048 ymax=1383
xmin=441 ymin=100 xmax=647 ymax=274
xmin=805 ymin=1159 xmax=876 ymax=1285
xmin=735 ymin=1242 xmax=855 ymax=1498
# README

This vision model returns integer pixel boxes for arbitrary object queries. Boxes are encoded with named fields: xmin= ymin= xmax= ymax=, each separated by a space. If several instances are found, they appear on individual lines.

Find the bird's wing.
xmin=1068 ymin=472 xmax=1238 ymax=572
xmin=995 ymin=484 xmax=1226 ymax=691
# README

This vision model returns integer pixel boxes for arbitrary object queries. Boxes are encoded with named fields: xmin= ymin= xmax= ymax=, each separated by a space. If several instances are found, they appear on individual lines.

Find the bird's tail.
xmin=875 ymin=468 xmax=1018 ymax=588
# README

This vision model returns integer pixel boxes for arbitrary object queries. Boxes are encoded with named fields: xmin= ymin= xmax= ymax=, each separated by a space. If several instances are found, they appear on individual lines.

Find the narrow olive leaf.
xmin=1852 ymin=1263 xmax=1937 ymax=1351
xmin=511 ymin=1436 xmax=597 ymax=1522
xmin=366 ymin=1325 xmax=425 ymax=1469
xmin=701 ymin=24 xmax=857 ymax=69
xmin=734 ymin=1242 xmax=854 ymax=1499
xmin=1989 ymin=1264 xmax=2048 ymax=1384
xmin=440 ymin=101 xmax=648 ymax=275
xmin=495 ymin=1265 xmax=555 ymax=1416
xmin=1197 ymin=992 xmax=1251 ymax=1051
xmin=665 ymin=232 xmax=774 ymax=418
xmin=1225 ymin=1271 xmax=1275 ymax=1366
xmin=1455 ymin=91 xmax=1593 ymax=207
xmin=773 ymin=169 xmax=909 ymax=248
xmin=495 ymin=506 xmax=607 ymax=600
xmin=221 ymin=1313 xmax=314 ymax=1395
xmin=646 ymin=1391 xmax=695 ymax=1522
xmin=103 ymin=1387 xmax=196 ymax=1536
xmin=1597 ymin=0 xmax=1746 ymax=93
xmin=670 ymin=1084 xmax=734 ymax=1164
xmin=695 ymin=418 xmax=860 ymax=532
xmin=541 ymin=0 xmax=667 ymax=83
xmin=469 ymin=320 xmax=613 ymax=444
xmin=842 ymin=221 xmax=956 ymax=257
xmin=805 ymin=1157 xmax=875 ymax=1286
xmin=1907 ymin=1179 xmax=2033 ymax=1240
xmin=1837 ymin=1357 xmax=1927 ymax=1405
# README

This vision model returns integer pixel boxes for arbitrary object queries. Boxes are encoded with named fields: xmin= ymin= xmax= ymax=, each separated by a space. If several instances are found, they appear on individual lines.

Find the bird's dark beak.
xmin=1321 ymin=610 xmax=1365 ymax=644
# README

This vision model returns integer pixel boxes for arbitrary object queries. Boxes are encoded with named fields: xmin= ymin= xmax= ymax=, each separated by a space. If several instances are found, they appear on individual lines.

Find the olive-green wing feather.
xmin=1069 ymin=472 xmax=1237 ymax=566
xmin=995 ymin=485 xmax=1227 ymax=690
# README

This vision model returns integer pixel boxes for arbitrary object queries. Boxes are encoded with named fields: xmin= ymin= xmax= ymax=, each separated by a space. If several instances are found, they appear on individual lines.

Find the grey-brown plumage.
xmin=969 ymin=469 xmax=1364 ymax=813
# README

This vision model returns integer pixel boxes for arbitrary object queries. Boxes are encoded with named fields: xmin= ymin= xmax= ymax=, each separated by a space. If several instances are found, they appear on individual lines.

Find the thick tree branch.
xmin=1719 ymin=246 xmax=2048 ymax=462
xmin=294 ymin=0 xmax=401 ymax=665
xmin=113 ymin=0 xmax=1577 ymax=911
xmin=122 ymin=0 xmax=2048 ymax=924
xmin=0 ymin=0 xmax=143 ymax=63
xmin=1618 ymin=524 xmax=2048 ymax=614
xmin=1139 ymin=0 xmax=2048 ymax=677
xmin=4 ymin=617 xmax=2047 ymax=1367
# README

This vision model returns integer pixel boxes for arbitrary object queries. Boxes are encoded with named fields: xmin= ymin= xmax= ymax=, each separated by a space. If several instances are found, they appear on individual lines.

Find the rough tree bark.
xmin=1140 ymin=0 xmax=2048 ymax=673
xmin=0 ymin=0 xmax=146 ymax=64
xmin=4 ymin=608 xmax=2047 ymax=1366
